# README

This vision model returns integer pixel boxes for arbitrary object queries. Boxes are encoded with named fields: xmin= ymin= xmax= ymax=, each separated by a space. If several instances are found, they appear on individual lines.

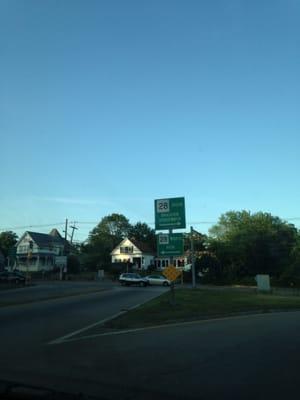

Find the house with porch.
xmin=111 ymin=238 xmax=155 ymax=270
xmin=15 ymin=229 xmax=70 ymax=272
xmin=111 ymin=237 xmax=191 ymax=271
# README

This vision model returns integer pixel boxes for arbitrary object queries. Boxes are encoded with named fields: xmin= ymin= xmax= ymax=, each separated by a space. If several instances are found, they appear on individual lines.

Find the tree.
xmin=67 ymin=254 xmax=81 ymax=274
xmin=89 ymin=213 xmax=131 ymax=247
xmin=184 ymin=230 xmax=207 ymax=253
xmin=129 ymin=222 xmax=156 ymax=250
xmin=0 ymin=231 xmax=18 ymax=257
xmin=207 ymin=211 xmax=298 ymax=280
xmin=82 ymin=214 xmax=131 ymax=271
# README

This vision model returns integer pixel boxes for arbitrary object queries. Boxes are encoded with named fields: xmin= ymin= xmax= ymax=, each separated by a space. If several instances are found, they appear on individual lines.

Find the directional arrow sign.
xmin=157 ymin=233 xmax=184 ymax=257
xmin=155 ymin=197 xmax=186 ymax=230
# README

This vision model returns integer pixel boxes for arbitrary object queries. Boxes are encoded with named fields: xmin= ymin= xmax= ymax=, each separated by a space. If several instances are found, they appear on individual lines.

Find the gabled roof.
xmin=27 ymin=231 xmax=66 ymax=246
xmin=130 ymin=238 xmax=155 ymax=254
xmin=111 ymin=237 xmax=155 ymax=255
xmin=49 ymin=228 xmax=62 ymax=238
xmin=16 ymin=230 xmax=69 ymax=249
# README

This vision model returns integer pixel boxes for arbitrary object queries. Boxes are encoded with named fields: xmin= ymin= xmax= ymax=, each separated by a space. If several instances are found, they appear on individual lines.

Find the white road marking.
xmin=47 ymin=288 xmax=167 ymax=345
xmin=48 ymin=310 xmax=300 ymax=345
xmin=47 ymin=311 xmax=126 ymax=345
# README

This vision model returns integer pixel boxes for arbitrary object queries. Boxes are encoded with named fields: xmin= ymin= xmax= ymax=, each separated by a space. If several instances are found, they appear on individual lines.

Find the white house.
xmin=154 ymin=255 xmax=188 ymax=270
xmin=15 ymin=229 xmax=70 ymax=272
xmin=111 ymin=238 xmax=155 ymax=270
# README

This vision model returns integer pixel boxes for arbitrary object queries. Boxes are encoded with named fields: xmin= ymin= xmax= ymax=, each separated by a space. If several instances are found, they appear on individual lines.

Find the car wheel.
xmin=140 ymin=281 xmax=146 ymax=287
xmin=163 ymin=281 xmax=169 ymax=287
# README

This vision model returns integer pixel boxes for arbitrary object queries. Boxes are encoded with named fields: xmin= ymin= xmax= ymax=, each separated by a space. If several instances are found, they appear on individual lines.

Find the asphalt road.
xmin=1 ymin=285 xmax=300 ymax=399
xmin=0 ymin=280 xmax=114 ymax=306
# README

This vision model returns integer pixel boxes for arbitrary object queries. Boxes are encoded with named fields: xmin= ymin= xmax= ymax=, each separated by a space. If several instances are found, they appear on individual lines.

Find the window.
xmin=18 ymin=245 xmax=29 ymax=253
xmin=120 ymin=246 xmax=133 ymax=254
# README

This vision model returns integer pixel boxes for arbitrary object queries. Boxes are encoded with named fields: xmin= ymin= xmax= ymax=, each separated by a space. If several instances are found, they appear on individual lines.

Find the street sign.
xmin=55 ymin=256 xmax=67 ymax=267
xmin=154 ymin=197 xmax=186 ymax=230
xmin=163 ymin=266 xmax=182 ymax=282
xmin=157 ymin=233 xmax=184 ymax=257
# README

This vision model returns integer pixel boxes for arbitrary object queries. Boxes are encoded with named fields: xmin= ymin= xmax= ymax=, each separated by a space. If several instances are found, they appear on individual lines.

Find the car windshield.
xmin=1 ymin=1 xmax=299 ymax=399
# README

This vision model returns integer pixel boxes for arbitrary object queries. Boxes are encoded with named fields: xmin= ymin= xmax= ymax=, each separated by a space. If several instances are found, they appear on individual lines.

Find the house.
xmin=111 ymin=237 xmax=190 ymax=271
xmin=111 ymin=238 xmax=155 ymax=270
xmin=154 ymin=255 xmax=188 ymax=270
xmin=15 ymin=229 xmax=70 ymax=272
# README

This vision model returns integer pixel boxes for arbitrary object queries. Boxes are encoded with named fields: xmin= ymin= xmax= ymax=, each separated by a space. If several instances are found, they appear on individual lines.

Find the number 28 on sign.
xmin=156 ymin=199 xmax=170 ymax=213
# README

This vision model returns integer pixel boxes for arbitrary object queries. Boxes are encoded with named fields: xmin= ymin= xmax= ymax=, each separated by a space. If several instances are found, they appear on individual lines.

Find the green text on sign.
xmin=154 ymin=197 xmax=186 ymax=230
xmin=157 ymin=233 xmax=184 ymax=257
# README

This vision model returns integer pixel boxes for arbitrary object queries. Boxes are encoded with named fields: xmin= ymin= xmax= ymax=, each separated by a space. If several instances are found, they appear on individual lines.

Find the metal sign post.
xmin=191 ymin=226 xmax=196 ymax=289
xmin=169 ymin=229 xmax=175 ymax=305
xmin=155 ymin=197 xmax=186 ymax=306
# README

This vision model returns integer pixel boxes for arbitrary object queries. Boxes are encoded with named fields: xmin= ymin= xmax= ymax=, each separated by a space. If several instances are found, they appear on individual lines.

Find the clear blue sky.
xmin=1 ymin=0 xmax=300 ymax=242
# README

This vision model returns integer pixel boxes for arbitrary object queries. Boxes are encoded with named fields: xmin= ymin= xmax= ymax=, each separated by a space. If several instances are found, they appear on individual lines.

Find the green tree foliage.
xmin=0 ymin=231 xmax=18 ymax=257
xmin=81 ymin=215 xmax=155 ymax=271
xmin=207 ymin=211 xmax=298 ymax=280
xmin=67 ymin=254 xmax=81 ymax=273
xmin=129 ymin=222 xmax=156 ymax=250
xmin=278 ymin=237 xmax=300 ymax=286
xmin=184 ymin=231 xmax=207 ymax=253
xmin=196 ymin=252 xmax=222 ymax=282
xmin=89 ymin=213 xmax=131 ymax=246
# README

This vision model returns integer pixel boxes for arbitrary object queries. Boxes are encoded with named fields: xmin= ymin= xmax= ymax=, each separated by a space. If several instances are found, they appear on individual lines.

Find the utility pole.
xmin=169 ymin=228 xmax=175 ymax=305
xmin=191 ymin=226 xmax=196 ymax=289
xmin=63 ymin=219 xmax=68 ymax=240
xmin=69 ymin=222 xmax=78 ymax=244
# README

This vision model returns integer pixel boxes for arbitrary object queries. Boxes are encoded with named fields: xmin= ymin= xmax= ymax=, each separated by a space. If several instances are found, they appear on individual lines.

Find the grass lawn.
xmin=105 ymin=288 xmax=300 ymax=329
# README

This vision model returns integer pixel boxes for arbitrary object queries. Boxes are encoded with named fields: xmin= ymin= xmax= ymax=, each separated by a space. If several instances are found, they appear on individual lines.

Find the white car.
xmin=119 ymin=273 xmax=148 ymax=287
xmin=146 ymin=274 xmax=170 ymax=286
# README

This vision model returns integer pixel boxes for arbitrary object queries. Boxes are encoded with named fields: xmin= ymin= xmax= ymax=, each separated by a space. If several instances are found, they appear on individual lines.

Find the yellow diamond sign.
xmin=163 ymin=266 xmax=182 ymax=282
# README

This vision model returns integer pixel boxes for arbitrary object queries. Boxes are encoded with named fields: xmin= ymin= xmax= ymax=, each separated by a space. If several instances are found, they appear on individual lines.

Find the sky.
xmin=1 ymin=0 xmax=300 ymax=242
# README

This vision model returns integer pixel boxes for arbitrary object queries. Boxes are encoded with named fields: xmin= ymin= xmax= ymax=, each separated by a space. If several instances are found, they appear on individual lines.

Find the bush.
xmin=67 ymin=255 xmax=81 ymax=274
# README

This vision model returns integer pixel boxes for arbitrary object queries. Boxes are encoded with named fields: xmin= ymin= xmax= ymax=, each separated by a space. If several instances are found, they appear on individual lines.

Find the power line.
xmin=2 ymin=216 xmax=300 ymax=233
xmin=0 ymin=222 xmax=65 ymax=231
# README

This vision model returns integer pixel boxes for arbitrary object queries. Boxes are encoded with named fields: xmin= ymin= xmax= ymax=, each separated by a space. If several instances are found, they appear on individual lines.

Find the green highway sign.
xmin=157 ymin=233 xmax=184 ymax=257
xmin=154 ymin=197 xmax=186 ymax=230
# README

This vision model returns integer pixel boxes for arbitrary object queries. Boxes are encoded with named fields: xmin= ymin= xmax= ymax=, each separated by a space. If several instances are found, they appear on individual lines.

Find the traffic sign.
xmin=55 ymin=256 xmax=67 ymax=267
xmin=163 ymin=266 xmax=182 ymax=282
xmin=154 ymin=197 xmax=186 ymax=230
xmin=157 ymin=233 xmax=184 ymax=257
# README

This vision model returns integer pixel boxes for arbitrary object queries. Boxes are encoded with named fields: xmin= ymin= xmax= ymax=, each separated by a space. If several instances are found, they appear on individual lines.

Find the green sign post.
xmin=157 ymin=233 xmax=184 ymax=257
xmin=154 ymin=197 xmax=186 ymax=230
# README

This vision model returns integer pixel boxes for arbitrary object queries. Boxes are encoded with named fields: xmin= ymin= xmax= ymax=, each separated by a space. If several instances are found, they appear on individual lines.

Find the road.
xmin=1 ymin=284 xmax=300 ymax=399
xmin=0 ymin=280 xmax=114 ymax=306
